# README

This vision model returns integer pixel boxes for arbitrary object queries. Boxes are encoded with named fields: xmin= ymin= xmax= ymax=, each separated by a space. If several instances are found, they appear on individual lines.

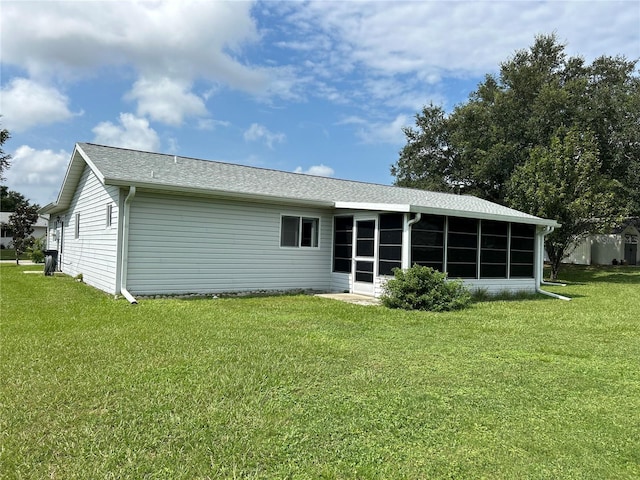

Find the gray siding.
xmin=55 ymin=166 xmax=120 ymax=293
xmin=126 ymin=192 xmax=334 ymax=295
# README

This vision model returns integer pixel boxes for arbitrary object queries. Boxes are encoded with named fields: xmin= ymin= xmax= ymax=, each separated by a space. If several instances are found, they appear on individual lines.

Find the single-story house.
xmin=40 ymin=143 xmax=560 ymax=302
xmin=562 ymin=219 xmax=639 ymax=266
xmin=0 ymin=212 xmax=49 ymax=249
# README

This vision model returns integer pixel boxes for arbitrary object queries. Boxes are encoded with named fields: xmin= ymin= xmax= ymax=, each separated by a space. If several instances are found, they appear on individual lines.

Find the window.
xmin=411 ymin=215 xmax=445 ymax=271
xmin=378 ymin=213 xmax=403 ymax=275
xmin=447 ymin=217 xmax=478 ymax=278
xmin=74 ymin=213 xmax=80 ymax=239
xmin=510 ymin=223 xmax=535 ymax=278
xmin=106 ymin=204 xmax=113 ymax=228
xmin=280 ymin=215 xmax=319 ymax=248
xmin=333 ymin=216 xmax=353 ymax=273
xmin=480 ymin=220 xmax=508 ymax=278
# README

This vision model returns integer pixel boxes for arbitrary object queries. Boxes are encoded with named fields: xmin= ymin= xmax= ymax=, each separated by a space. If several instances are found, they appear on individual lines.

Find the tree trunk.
xmin=545 ymin=245 xmax=563 ymax=282
xmin=549 ymin=259 xmax=560 ymax=282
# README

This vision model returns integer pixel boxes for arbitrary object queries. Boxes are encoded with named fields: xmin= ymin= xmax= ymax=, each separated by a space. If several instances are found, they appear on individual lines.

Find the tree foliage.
xmin=8 ymin=201 xmax=39 ymax=265
xmin=0 ymin=126 xmax=10 ymax=181
xmin=392 ymin=34 xmax=640 ymax=276
xmin=1 ymin=186 xmax=29 ymax=212
xmin=393 ymin=34 xmax=640 ymax=212
xmin=507 ymin=128 xmax=623 ymax=280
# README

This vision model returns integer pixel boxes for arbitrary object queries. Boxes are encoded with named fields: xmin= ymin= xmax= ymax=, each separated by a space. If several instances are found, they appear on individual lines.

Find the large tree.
xmin=392 ymin=34 xmax=640 ymax=277
xmin=393 ymin=34 xmax=640 ymax=211
xmin=507 ymin=128 xmax=624 ymax=280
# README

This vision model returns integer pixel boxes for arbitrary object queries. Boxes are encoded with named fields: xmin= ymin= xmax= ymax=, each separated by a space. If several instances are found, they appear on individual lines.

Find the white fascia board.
xmin=333 ymin=202 xmax=411 ymax=212
xmin=39 ymin=144 xmax=112 ymax=215
xmin=38 ymin=202 xmax=58 ymax=215
xmin=38 ymin=145 xmax=88 ymax=214
xmin=409 ymin=205 xmax=561 ymax=228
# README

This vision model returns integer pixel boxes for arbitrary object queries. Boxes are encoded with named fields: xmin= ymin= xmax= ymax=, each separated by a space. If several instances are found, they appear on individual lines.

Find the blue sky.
xmin=1 ymin=0 xmax=638 ymax=207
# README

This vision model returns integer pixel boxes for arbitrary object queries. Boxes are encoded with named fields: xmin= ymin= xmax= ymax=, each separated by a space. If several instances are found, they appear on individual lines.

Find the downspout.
xmin=402 ymin=213 xmax=422 ymax=269
xmin=537 ymin=225 xmax=571 ymax=301
xmin=407 ymin=212 xmax=422 ymax=227
xmin=119 ymin=186 xmax=138 ymax=304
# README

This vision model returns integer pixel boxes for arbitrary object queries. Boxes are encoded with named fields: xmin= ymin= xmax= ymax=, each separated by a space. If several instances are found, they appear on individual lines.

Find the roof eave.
xmin=409 ymin=205 xmax=560 ymax=227
xmin=333 ymin=202 xmax=411 ymax=212
xmin=43 ymin=144 xmax=107 ymax=213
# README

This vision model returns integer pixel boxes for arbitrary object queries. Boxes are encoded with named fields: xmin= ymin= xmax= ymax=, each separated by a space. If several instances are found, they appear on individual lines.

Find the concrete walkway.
xmin=315 ymin=293 xmax=381 ymax=306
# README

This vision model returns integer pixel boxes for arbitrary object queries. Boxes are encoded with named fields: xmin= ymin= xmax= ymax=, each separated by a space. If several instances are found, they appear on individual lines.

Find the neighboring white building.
xmin=0 ymin=212 xmax=49 ymax=248
xmin=41 ymin=143 xmax=560 ymax=301
xmin=562 ymin=220 xmax=639 ymax=266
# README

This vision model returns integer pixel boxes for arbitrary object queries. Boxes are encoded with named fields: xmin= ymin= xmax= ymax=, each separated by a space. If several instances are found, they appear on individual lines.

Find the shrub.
xmin=381 ymin=265 xmax=472 ymax=312
xmin=28 ymin=236 xmax=46 ymax=264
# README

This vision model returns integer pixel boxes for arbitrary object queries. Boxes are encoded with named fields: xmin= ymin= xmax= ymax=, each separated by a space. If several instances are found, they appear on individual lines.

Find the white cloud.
xmin=4 ymin=146 xmax=70 ymax=206
xmin=92 ymin=113 xmax=160 ymax=151
xmin=197 ymin=118 xmax=231 ymax=131
xmin=271 ymin=1 xmax=640 ymax=109
xmin=126 ymin=77 xmax=208 ymax=126
xmin=294 ymin=164 xmax=335 ymax=177
xmin=0 ymin=78 xmax=79 ymax=132
xmin=243 ymin=123 xmax=285 ymax=149
xmin=1 ymin=1 xmax=275 ymax=94
xmin=284 ymin=1 xmax=639 ymax=77
xmin=355 ymin=114 xmax=410 ymax=145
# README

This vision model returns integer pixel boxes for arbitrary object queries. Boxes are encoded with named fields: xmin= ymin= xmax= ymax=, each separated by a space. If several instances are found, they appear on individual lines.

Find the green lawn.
xmin=1 ymin=264 xmax=639 ymax=479
xmin=0 ymin=249 xmax=29 ymax=261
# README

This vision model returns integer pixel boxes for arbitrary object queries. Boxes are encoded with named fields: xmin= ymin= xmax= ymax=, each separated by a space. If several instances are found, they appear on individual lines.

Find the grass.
xmin=0 ymin=249 xmax=29 ymax=261
xmin=1 ymin=264 xmax=639 ymax=479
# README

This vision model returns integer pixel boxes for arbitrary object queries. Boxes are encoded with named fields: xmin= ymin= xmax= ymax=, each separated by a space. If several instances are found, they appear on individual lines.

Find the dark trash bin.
xmin=44 ymin=249 xmax=58 ymax=276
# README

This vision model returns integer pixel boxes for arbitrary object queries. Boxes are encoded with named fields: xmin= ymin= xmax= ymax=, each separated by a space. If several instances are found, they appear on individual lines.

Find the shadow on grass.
xmin=552 ymin=265 xmax=640 ymax=285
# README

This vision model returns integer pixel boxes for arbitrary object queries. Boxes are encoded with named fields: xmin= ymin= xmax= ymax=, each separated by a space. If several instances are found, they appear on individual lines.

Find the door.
xmin=56 ymin=221 xmax=64 ymax=271
xmin=625 ymin=241 xmax=637 ymax=265
xmin=353 ymin=219 xmax=376 ymax=296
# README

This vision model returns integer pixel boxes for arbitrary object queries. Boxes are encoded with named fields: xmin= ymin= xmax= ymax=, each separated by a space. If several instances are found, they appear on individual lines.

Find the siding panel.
xmin=126 ymin=192 xmax=334 ymax=295
xmin=53 ymin=166 xmax=120 ymax=293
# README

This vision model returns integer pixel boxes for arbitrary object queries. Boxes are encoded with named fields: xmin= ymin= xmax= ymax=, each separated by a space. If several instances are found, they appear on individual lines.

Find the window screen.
xmin=333 ymin=216 xmax=353 ymax=273
xmin=447 ymin=217 xmax=478 ymax=278
xmin=378 ymin=213 xmax=403 ymax=275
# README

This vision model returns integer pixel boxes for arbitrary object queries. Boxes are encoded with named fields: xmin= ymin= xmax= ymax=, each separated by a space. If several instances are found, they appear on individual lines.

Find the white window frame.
xmin=280 ymin=215 xmax=320 ymax=248
xmin=106 ymin=204 xmax=113 ymax=228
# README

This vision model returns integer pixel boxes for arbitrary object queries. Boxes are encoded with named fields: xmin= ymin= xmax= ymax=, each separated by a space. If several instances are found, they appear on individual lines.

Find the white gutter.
xmin=536 ymin=226 xmax=571 ymax=301
xmin=119 ymin=186 xmax=138 ymax=304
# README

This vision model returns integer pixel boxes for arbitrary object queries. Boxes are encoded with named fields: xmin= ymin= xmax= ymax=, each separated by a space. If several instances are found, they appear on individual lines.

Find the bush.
xmin=381 ymin=265 xmax=472 ymax=312
xmin=28 ymin=236 xmax=46 ymax=264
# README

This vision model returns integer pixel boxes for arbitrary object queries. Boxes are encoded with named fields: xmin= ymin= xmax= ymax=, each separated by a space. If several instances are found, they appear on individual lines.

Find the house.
xmin=40 ymin=143 xmax=560 ymax=302
xmin=0 ymin=212 xmax=49 ymax=249
xmin=562 ymin=218 xmax=639 ymax=266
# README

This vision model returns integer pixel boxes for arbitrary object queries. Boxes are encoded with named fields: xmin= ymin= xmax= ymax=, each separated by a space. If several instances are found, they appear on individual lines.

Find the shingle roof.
xmin=44 ymin=143 xmax=559 ymax=227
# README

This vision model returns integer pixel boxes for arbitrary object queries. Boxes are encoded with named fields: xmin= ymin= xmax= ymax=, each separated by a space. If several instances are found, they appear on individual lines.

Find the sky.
xmin=1 ymin=0 xmax=639 ymax=207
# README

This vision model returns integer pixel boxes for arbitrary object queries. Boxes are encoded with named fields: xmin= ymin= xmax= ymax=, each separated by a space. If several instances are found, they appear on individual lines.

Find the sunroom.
xmin=331 ymin=210 xmax=544 ymax=297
